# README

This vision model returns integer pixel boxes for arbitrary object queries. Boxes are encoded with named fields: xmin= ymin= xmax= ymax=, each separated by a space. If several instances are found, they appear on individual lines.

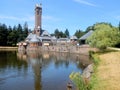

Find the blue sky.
xmin=0 ymin=0 xmax=120 ymax=35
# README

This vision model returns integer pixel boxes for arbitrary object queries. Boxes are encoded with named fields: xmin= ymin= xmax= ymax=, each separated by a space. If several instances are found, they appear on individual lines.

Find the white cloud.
xmin=42 ymin=15 xmax=61 ymax=22
xmin=0 ymin=15 xmax=34 ymax=22
xmin=0 ymin=15 xmax=60 ymax=22
xmin=73 ymin=0 xmax=97 ymax=7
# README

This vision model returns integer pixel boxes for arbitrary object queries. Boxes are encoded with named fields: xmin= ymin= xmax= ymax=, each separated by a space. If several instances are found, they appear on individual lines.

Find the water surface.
xmin=0 ymin=51 xmax=91 ymax=90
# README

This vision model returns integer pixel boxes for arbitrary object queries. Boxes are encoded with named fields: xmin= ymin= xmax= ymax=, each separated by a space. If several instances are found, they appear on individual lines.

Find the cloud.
xmin=42 ymin=15 xmax=61 ymax=22
xmin=0 ymin=15 xmax=34 ymax=22
xmin=0 ymin=15 xmax=60 ymax=22
xmin=73 ymin=0 xmax=97 ymax=7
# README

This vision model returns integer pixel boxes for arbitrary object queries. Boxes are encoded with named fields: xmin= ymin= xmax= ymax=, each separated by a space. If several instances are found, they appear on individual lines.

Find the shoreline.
xmin=0 ymin=46 xmax=18 ymax=51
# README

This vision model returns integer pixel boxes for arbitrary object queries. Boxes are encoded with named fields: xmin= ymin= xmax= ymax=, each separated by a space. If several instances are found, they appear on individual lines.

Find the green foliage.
xmin=0 ymin=22 xmax=28 ymax=46
xmin=87 ymin=23 xmax=120 ymax=49
xmin=89 ymin=51 xmax=95 ymax=57
xmin=87 ymin=73 xmax=98 ymax=90
xmin=69 ymin=72 xmax=88 ymax=90
xmin=91 ymin=54 xmax=100 ymax=67
xmin=69 ymin=53 xmax=100 ymax=90
xmin=59 ymin=31 xmax=66 ymax=38
xmin=119 ymin=21 xmax=120 ymax=31
xmin=88 ymin=53 xmax=100 ymax=90
xmin=85 ymin=26 xmax=94 ymax=33
xmin=65 ymin=29 xmax=69 ymax=37
xmin=54 ymin=29 xmax=59 ymax=38
xmin=0 ymin=24 xmax=8 ymax=46
xmin=74 ymin=29 xmax=85 ymax=38
xmin=54 ymin=28 xmax=69 ymax=38
xmin=23 ymin=22 xmax=28 ymax=39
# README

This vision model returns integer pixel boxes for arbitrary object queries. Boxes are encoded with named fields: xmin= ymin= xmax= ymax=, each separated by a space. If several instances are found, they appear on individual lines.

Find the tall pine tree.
xmin=23 ymin=22 xmax=28 ymax=38
xmin=65 ymin=29 xmax=69 ymax=37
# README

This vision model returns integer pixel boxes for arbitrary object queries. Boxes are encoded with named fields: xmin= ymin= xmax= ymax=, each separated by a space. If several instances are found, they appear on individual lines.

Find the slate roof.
xmin=51 ymin=36 xmax=57 ymax=40
xmin=80 ymin=30 xmax=93 ymax=40
xmin=40 ymin=36 xmax=51 ymax=40
xmin=41 ymin=30 xmax=50 ymax=36
xmin=25 ymin=29 xmax=57 ymax=43
xmin=29 ymin=34 xmax=41 ymax=43
xmin=57 ymin=38 xmax=70 ymax=42
xmin=26 ymin=33 xmax=33 ymax=40
xmin=70 ymin=36 xmax=78 ymax=39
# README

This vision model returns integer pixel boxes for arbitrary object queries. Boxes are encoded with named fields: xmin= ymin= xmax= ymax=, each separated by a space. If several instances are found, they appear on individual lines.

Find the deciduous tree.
xmin=87 ymin=23 xmax=120 ymax=49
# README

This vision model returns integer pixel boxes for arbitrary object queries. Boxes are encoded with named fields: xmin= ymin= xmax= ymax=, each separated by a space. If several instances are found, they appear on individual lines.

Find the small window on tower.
xmin=37 ymin=11 xmax=39 ymax=15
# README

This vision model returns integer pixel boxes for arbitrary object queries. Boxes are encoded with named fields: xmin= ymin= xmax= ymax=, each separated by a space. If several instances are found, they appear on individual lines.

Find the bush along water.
xmin=69 ymin=52 xmax=100 ymax=90
xmin=69 ymin=72 xmax=88 ymax=90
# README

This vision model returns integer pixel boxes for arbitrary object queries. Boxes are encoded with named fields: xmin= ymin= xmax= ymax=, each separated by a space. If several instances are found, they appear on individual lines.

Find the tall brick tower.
xmin=34 ymin=4 xmax=42 ymax=36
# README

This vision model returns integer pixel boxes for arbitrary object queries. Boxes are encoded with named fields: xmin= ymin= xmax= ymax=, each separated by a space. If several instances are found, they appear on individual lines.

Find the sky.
xmin=0 ymin=0 xmax=120 ymax=35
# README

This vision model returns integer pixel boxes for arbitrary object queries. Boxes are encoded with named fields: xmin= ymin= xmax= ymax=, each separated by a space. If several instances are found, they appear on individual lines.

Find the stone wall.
xmin=19 ymin=44 xmax=97 ymax=55
xmin=39 ymin=45 xmax=97 ymax=55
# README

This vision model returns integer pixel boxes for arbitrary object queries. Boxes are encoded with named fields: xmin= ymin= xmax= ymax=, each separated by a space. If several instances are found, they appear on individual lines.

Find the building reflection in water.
xmin=17 ymin=51 xmax=42 ymax=90
xmin=27 ymin=51 xmax=43 ymax=90
xmin=17 ymin=51 xmax=92 ymax=90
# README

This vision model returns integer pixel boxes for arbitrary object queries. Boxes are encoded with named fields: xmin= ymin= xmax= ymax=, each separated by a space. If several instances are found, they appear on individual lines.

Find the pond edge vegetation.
xmin=69 ymin=51 xmax=100 ymax=90
xmin=69 ymin=49 xmax=119 ymax=90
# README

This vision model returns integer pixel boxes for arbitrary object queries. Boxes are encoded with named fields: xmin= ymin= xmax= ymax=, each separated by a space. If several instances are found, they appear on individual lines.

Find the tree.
xmin=85 ymin=26 xmax=94 ymax=33
xmin=65 ymin=29 xmax=69 ymax=37
xmin=8 ymin=26 xmax=12 ymax=33
xmin=7 ymin=31 xmax=16 ymax=46
xmin=0 ymin=24 xmax=8 ymax=46
xmin=7 ymin=26 xmax=13 ymax=45
xmin=74 ymin=29 xmax=84 ymax=38
xmin=87 ymin=23 xmax=120 ymax=49
xmin=12 ymin=26 xmax=18 ymax=46
xmin=119 ymin=21 xmax=120 ymax=31
xmin=23 ymin=22 xmax=28 ymax=38
xmin=17 ymin=24 xmax=23 ymax=42
xmin=54 ymin=29 xmax=59 ymax=38
xmin=59 ymin=31 xmax=66 ymax=38
xmin=0 ymin=22 xmax=29 ymax=46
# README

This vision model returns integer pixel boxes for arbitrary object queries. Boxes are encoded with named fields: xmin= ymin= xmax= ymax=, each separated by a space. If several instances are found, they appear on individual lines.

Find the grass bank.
xmin=91 ymin=51 xmax=120 ymax=90
xmin=0 ymin=46 xmax=18 ymax=51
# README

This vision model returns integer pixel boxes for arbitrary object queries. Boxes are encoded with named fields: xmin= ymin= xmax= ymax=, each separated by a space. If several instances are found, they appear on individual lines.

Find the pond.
xmin=0 ymin=51 xmax=92 ymax=90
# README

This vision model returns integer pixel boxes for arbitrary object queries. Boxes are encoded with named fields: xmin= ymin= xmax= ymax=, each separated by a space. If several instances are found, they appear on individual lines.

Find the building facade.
xmin=17 ymin=3 xmax=78 ymax=51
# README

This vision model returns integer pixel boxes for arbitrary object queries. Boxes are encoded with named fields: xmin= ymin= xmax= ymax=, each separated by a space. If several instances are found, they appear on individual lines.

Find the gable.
xmin=41 ymin=30 xmax=50 ymax=36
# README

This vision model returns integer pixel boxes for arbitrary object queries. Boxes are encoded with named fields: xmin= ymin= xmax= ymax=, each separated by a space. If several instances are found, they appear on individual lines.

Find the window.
xmin=37 ymin=10 xmax=39 ymax=15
